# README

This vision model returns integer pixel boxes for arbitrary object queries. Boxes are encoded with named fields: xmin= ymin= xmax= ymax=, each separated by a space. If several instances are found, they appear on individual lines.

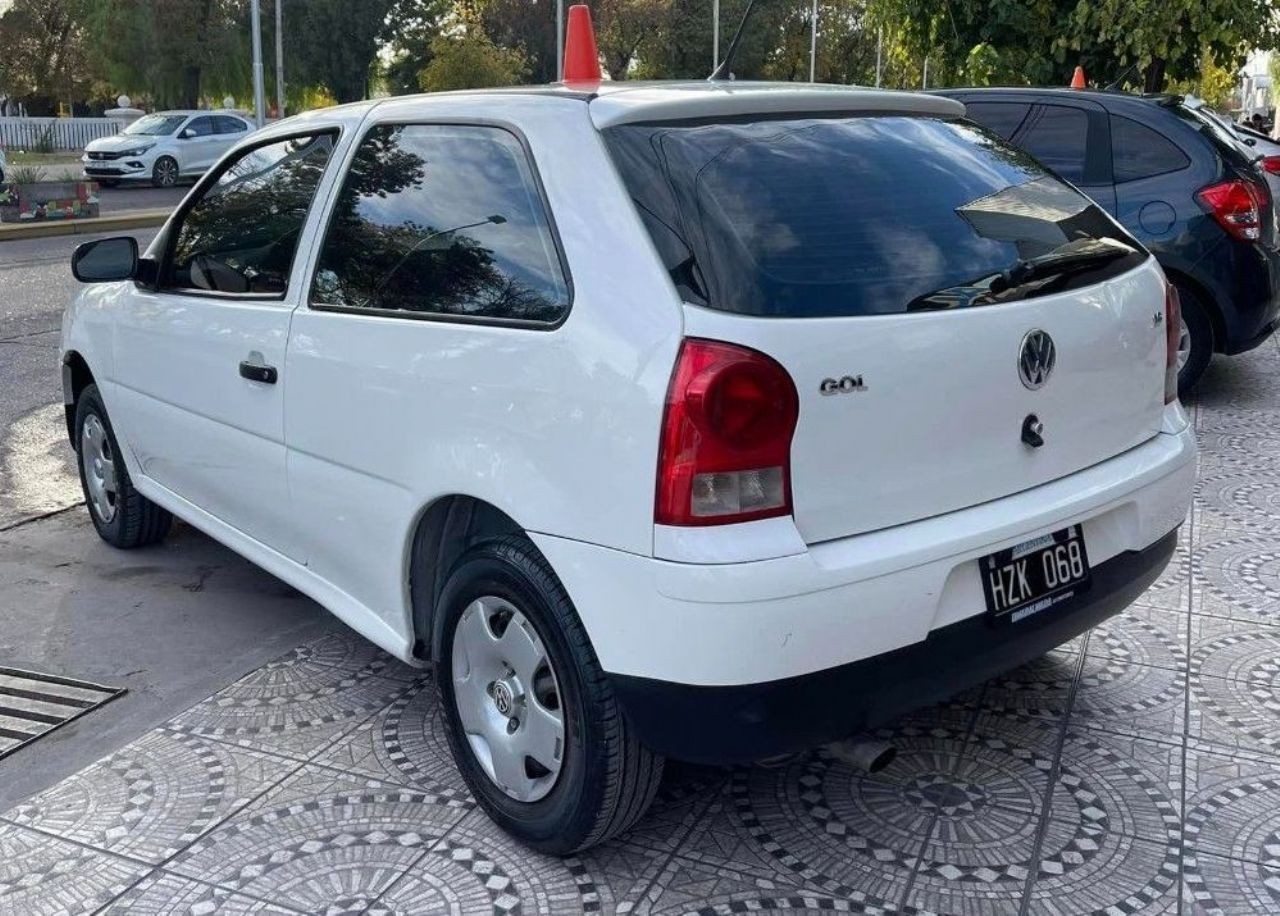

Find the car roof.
xmin=336 ymin=81 xmax=964 ymax=129
xmin=932 ymin=86 xmax=1172 ymax=115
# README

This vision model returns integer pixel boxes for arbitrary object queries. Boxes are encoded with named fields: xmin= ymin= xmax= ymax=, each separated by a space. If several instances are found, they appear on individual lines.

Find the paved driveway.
xmin=0 ymin=341 xmax=1278 ymax=915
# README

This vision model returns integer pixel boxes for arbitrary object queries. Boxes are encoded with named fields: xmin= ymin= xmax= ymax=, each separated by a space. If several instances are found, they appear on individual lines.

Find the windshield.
xmin=605 ymin=115 xmax=1143 ymax=318
xmin=123 ymin=115 xmax=186 ymax=137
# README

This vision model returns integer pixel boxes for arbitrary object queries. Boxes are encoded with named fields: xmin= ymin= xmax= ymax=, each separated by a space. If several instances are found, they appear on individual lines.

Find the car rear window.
xmin=605 ymin=115 xmax=1142 ymax=318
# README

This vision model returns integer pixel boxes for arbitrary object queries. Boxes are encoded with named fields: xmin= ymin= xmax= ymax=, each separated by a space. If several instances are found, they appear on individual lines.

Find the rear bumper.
xmin=609 ymin=530 xmax=1175 ymax=763
xmin=530 ymin=414 xmax=1195 ymax=763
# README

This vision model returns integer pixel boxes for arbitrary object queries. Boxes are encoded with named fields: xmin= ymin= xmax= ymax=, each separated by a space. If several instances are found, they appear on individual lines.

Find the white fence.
xmin=0 ymin=118 xmax=124 ymax=152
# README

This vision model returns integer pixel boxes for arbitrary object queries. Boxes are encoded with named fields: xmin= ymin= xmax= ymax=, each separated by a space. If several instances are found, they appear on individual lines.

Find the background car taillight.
xmin=1196 ymin=179 xmax=1263 ymax=241
xmin=1164 ymin=281 xmax=1181 ymax=405
xmin=1260 ymin=156 xmax=1280 ymax=175
xmin=656 ymin=338 xmax=799 ymax=526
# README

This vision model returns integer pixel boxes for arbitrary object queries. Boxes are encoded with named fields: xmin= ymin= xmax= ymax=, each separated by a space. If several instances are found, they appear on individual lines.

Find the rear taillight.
xmin=1261 ymin=156 xmax=1280 ymax=175
xmin=656 ymin=338 xmax=799 ymax=526
xmin=1164 ymin=280 xmax=1181 ymax=405
xmin=1197 ymin=179 xmax=1263 ymax=241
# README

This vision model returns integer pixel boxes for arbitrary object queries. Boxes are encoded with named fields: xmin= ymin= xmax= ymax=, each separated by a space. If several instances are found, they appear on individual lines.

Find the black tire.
xmin=74 ymin=383 xmax=172 ymax=548
xmin=435 ymin=536 xmax=663 ymax=854
xmin=151 ymin=156 xmax=178 ymax=188
xmin=1174 ymin=280 xmax=1213 ymax=398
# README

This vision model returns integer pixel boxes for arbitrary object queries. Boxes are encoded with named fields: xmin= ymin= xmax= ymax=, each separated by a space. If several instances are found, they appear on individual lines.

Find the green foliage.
xmin=1167 ymin=47 xmax=1238 ymax=110
xmin=418 ymin=26 xmax=528 ymax=91
xmin=8 ymin=165 xmax=49 ymax=184
xmin=0 ymin=0 xmax=97 ymax=114
xmin=85 ymin=0 xmax=251 ymax=109
xmin=1059 ymin=0 xmax=1274 ymax=93
xmin=280 ymin=0 xmax=396 ymax=103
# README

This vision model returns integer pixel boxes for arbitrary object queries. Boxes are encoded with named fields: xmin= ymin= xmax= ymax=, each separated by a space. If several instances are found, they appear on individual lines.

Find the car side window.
xmin=310 ymin=123 xmax=570 ymax=324
xmin=187 ymin=116 xmax=216 ymax=138
xmin=216 ymin=116 xmax=249 ymax=135
xmin=1111 ymin=115 xmax=1190 ymax=183
xmin=163 ymin=132 xmax=335 ymax=296
xmin=963 ymin=102 xmax=1032 ymax=141
xmin=1014 ymin=105 xmax=1089 ymax=183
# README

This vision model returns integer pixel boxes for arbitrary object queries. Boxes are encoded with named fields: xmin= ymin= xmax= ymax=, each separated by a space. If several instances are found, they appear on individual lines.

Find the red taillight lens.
xmin=656 ymin=338 xmax=799 ymax=526
xmin=1164 ymin=280 xmax=1181 ymax=405
xmin=1261 ymin=156 xmax=1280 ymax=175
xmin=1197 ymin=179 xmax=1262 ymax=241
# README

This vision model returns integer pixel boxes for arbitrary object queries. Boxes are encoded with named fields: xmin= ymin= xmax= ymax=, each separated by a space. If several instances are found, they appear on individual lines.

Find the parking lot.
xmin=0 ymin=337 xmax=1272 ymax=914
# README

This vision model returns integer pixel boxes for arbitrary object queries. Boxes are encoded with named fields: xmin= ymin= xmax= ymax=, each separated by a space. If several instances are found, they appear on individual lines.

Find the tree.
xmin=0 ymin=0 xmax=97 ymax=114
xmin=381 ymin=0 xmax=452 ymax=95
xmin=85 ymin=0 xmax=250 ymax=109
xmin=479 ymin=0 xmax=558 ymax=82
xmin=1062 ymin=0 xmax=1277 ymax=94
xmin=281 ymin=0 xmax=396 ymax=103
xmin=419 ymin=26 xmax=528 ymax=91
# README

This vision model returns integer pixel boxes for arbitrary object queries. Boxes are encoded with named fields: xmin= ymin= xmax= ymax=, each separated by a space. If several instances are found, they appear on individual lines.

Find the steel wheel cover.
xmin=451 ymin=596 xmax=565 ymax=802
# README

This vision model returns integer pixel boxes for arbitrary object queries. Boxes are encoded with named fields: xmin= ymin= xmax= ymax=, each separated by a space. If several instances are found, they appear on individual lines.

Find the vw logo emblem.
xmin=1018 ymin=329 xmax=1056 ymax=390
xmin=493 ymin=682 xmax=513 ymax=716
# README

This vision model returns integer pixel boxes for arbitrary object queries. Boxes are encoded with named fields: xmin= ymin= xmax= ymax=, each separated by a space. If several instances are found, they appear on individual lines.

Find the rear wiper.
xmin=907 ymin=238 xmax=1138 ymax=312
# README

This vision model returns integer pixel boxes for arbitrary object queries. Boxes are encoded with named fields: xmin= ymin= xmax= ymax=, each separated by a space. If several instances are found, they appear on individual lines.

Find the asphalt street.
xmin=0 ymin=229 xmax=157 ymax=530
xmin=0 ymin=229 xmax=339 ymax=809
xmin=96 ymin=183 xmax=187 ymax=215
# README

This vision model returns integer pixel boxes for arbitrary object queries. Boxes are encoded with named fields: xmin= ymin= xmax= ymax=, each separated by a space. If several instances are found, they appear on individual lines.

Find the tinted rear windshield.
xmin=605 ymin=115 xmax=1144 ymax=318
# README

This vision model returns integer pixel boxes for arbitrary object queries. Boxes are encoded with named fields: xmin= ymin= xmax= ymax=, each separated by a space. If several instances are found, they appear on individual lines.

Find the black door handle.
xmin=239 ymin=361 xmax=278 ymax=384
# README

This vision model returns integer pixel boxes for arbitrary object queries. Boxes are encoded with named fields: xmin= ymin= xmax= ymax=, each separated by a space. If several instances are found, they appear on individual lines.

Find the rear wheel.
xmin=74 ymin=383 xmax=172 ymax=548
xmin=435 ymin=536 xmax=663 ymax=854
xmin=1173 ymin=281 xmax=1213 ymax=397
xmin=151 ymin=156 xmax=178 ymax=188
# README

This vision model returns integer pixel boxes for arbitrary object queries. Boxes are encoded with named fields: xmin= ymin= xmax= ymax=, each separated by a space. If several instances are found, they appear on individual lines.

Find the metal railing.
xmin=0 ymin=118 xmax=124 ymax=152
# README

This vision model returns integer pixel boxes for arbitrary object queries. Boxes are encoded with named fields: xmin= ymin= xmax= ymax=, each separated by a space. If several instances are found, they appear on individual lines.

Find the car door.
xmin=109 ymin=130 xmax=337 ymax=559
xmin=179 ymin=115 xmax=220 ymax=174
xmin=213 ymin=116 xmax=252 ymax=164
xmin=1009 ymin=100 xmax=1117 ymax=214
xmin=284 ymin=119 xmax=573 ymax=631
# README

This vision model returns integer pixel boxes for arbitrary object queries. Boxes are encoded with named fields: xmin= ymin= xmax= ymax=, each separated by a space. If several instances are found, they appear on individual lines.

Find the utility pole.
xmin=808 ymin=0 xmax=818 ymax=82
xmin=875 ymin=28 xmax=882 ymax=87
xmin=274 ymin=0 xmax=284 ymax=118
xmin=556 ymin=0 xmax=565 ymax=79
xmin=250 ymin=0 xmax=266 ymax=127
xmin=713 ymin=0 xmax=720 ymax=70
xmin=922 ymin=56 xmax=929 ymax=89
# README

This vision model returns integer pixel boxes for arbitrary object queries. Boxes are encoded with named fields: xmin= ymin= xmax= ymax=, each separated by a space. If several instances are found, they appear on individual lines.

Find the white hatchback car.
xmin=82 ymin=110 xmax=254 ymax=188
xmin=63 ymin=82 xmax=1196 ymax=853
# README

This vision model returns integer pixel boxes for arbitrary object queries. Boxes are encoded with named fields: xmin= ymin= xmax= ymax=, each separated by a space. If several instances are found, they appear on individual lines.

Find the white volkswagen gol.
xmin=62 ymin=82 xmax=1196 ymax=853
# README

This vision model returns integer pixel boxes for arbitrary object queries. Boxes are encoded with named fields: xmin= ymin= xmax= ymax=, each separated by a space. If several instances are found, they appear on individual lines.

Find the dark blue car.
xmin=937 ymin=88 xmax=1280 ymax=394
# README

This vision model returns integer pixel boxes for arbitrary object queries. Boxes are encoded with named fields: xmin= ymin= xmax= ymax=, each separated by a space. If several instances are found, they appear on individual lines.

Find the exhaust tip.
xmin=825 ymin=736 xmax=897 ymax=774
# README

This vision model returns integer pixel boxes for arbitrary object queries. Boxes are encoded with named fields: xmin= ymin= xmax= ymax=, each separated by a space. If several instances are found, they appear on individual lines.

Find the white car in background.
xmin=61 ymin=82 xmax=1195 ymax=853
xmin=82 ymin=111 xmax=254 ymax=188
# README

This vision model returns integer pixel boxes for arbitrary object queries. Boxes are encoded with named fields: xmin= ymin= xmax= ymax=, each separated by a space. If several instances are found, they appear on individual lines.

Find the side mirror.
xmin=179 ymin=127 xmax=195 ymax=139
xmin=72 ymin=236 xmax=139 ymax=283
xmin=1244 ymin=137 xmax=1257 ymax=147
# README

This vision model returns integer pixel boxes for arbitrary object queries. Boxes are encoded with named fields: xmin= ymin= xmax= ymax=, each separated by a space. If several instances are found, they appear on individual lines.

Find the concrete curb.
xmin=0 ymin=209 xmax=170 ymax=242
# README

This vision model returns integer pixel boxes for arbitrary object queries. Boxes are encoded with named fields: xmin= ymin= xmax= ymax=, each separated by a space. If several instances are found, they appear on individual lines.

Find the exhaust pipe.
xmin=825 ymin=736 xmax=897 ymax=774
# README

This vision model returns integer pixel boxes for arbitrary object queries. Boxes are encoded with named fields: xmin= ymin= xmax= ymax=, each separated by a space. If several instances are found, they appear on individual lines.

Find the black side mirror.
xmin=72 ymin=236 xmax=139 ymax=283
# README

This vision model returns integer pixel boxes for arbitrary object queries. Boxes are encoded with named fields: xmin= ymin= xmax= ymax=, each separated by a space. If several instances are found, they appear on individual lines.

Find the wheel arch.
xmin=407 ymin=494 xmax=526 ymax=662
xmin=1161 ymin=266 xmax=1224 ymax=353
xmin=61 ymin=350 xmax=96 ymax=443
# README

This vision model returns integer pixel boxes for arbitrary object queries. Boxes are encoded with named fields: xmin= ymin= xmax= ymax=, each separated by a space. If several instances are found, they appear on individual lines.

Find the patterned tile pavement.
xmin=2 ymin=341 xmax=1279 ymax=914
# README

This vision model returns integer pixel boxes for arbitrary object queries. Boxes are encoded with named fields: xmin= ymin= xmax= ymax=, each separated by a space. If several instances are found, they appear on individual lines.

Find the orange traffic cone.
xmin=1070 ymin=66 xmax=1086 ymax=89
xmin=562 ymin=4 xmax=602 ymax=84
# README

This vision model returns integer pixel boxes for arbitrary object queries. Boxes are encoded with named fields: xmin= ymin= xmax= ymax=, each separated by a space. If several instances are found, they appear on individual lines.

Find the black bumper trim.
xmin=609 ymin=529 xmax=1178 ymax=764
